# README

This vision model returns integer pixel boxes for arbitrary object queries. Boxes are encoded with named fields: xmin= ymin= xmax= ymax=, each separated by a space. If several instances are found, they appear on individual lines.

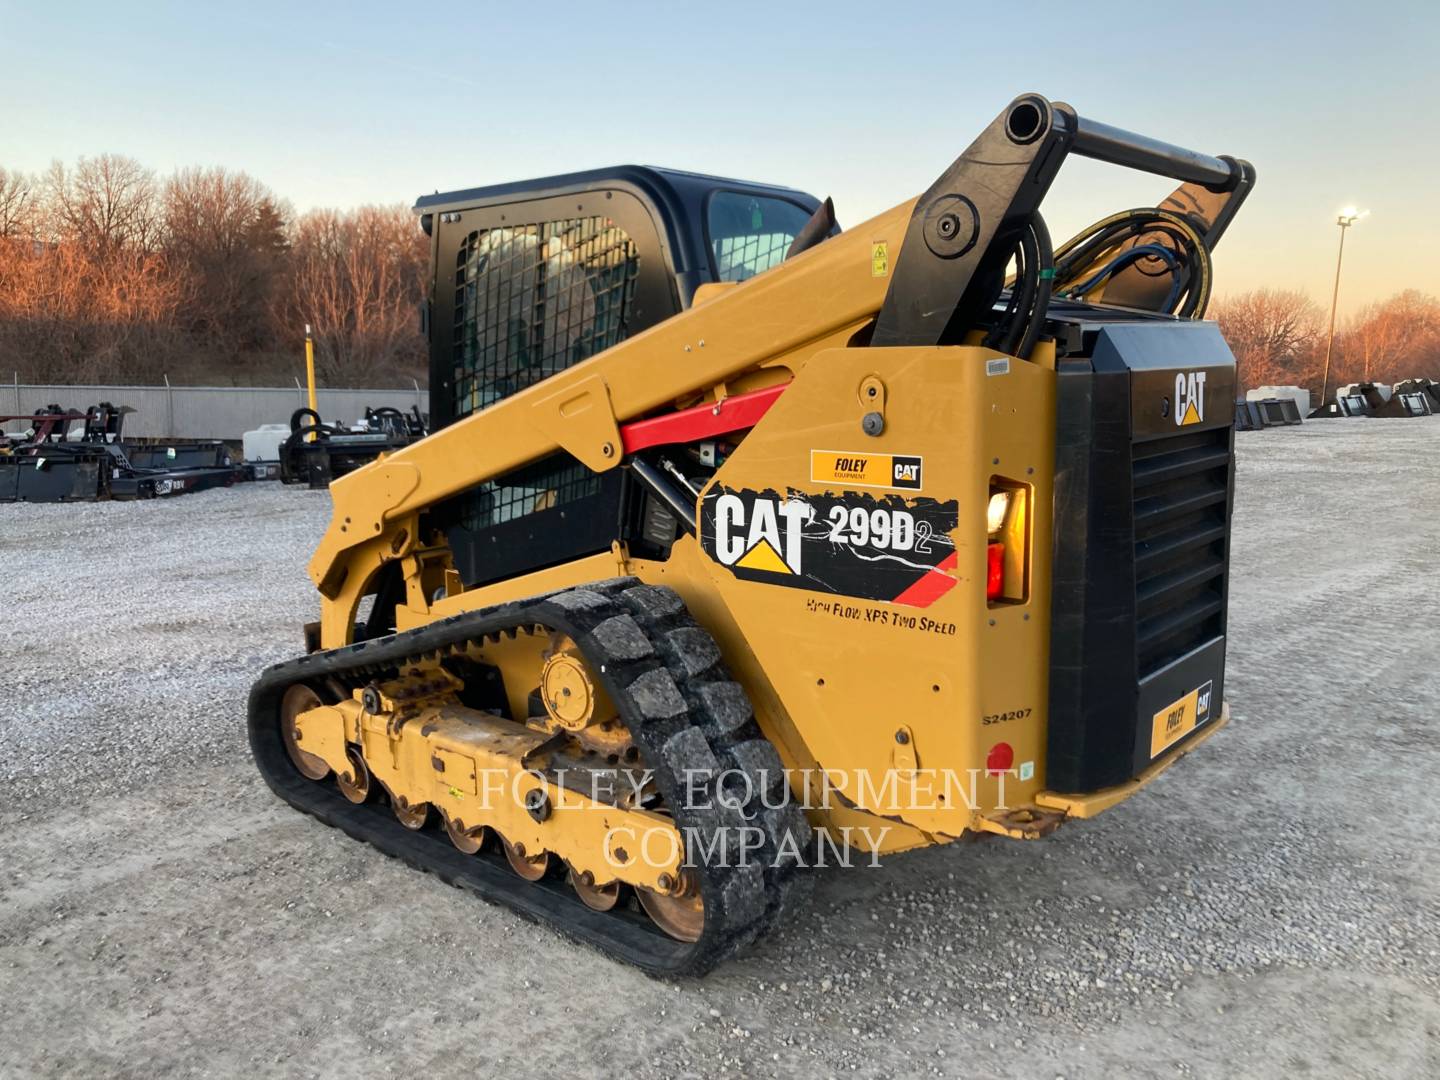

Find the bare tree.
xmin=0 ymin=235 xmax=184 ymax=382
xmin=278 ymin=205 xmax=427 ymax=384
xmin=162 ymin=167 xmax=289 ymax=354
xmin=0 ymin=166 xmax=37 ymax=239
xmin=44 ymin=155 xmax=161 ymax=252
xmin=1338 ymin=290 xmax=1440 ymax=385
xmin=1210 ymin=289 xmax=1324 ymax=392
xmin=1 ymin=152 xmax=435 ymax=386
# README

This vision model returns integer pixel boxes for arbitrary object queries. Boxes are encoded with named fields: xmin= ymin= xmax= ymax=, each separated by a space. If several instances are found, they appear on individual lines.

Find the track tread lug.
xmin=657 ymin=625 xmax=722 ymax=678
xmin=623 ymin=667 xmax=687 ymax=720
xmin=589 ymin=614 xmax=655 ymax=661
xmin=689 ymin=680 xmax=754 ymax=739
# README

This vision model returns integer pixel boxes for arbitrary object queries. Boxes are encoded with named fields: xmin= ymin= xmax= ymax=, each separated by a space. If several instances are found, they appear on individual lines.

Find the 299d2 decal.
xmin=700 ymin=486 xmax=960 ymax=607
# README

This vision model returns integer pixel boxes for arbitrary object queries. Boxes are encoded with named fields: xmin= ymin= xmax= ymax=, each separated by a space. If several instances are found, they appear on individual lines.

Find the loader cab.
xmin=414 ymin=167 xmax=826 ymax=588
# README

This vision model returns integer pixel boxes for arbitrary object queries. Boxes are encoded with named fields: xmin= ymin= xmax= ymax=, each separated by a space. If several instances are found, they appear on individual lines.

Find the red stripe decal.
xmin=892 ymin=551 xmax=959 ymax=609
xmin=620 ymin=384 xmax=787 ymax=455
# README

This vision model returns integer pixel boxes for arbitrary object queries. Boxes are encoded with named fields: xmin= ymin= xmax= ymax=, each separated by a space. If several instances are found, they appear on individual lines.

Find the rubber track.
xmin=248 ymin=577 xmax=811 ymax=976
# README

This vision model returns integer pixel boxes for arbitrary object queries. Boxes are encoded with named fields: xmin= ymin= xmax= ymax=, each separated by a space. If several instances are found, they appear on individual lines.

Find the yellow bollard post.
xmin=304 ymin=323 xmax=318 ymax=416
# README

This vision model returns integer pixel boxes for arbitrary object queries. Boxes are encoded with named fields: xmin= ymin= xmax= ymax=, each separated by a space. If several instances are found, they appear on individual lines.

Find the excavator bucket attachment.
xmin=1235 ymin=398 xmax=1303 ymax=430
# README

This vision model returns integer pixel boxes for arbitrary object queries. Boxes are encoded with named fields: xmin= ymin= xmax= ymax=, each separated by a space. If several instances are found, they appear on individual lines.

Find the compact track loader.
xmin=249 ymin=93 xmax=1255 ymax=974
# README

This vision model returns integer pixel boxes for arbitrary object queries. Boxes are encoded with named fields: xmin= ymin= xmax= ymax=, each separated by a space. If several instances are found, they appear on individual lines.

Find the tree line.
xmin=0 ymin=156 xmax=427 ymax=387
xmin=1210 ymin=288 xmax=1440 ymax=399
xmin=2 ymin=154 xmax=1434 ymax=402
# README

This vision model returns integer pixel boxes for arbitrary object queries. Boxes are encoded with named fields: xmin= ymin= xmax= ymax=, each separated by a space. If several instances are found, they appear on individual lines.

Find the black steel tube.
xmin=1069 ymin=114 xmax=1238 ymax=190
xmin=628 ymin=456 xmax=698 ymax=534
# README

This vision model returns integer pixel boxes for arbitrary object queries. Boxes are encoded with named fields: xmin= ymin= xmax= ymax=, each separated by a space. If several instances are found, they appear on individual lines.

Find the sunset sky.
xmin=3 ymin=0 xmax=1436 ymax=316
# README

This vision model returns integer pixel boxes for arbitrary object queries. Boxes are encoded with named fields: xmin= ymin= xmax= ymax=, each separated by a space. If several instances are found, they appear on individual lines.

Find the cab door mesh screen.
xmin=452 ymin=217 xmax=639 ymax=419
xmin=449 ymin=217 xmax=639 ymax=530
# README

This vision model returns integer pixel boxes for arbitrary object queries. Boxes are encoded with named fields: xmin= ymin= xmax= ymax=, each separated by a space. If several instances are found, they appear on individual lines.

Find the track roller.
xmin=638 ymin=871 xmax=705 ymax=943
xmin=445 ymin=817 xmax=488 ymax=854
xmin=336 ymin=746 xmax=371 ymax=803
xmin=569 ymin=867 xmax=621 ymax=912
xmin=502 ymin=836 xmax=551 ymax=881
xmin=392 ymin=793 xmax=429 ymax=831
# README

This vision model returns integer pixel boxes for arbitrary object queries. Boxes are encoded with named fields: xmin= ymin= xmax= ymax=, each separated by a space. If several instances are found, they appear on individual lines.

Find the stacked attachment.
xmin=0 ymin=402 xmax=243 ymax=502
xmin=279 ymin=405 xmax=428 ymax=489
xmin=1308 ymin=381 xmax=1437 ymax=419
xmin=1234 ymin=398 xmax=1303 ymax=430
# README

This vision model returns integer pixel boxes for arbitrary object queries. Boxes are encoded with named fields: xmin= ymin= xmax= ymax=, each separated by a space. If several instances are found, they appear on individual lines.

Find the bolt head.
xmin=922 ymin=194 xmax=980 ymax=259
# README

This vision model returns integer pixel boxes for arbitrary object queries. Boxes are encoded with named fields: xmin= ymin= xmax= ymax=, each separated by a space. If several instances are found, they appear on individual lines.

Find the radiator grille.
xmin=1132 ymin=427 xmax=1230 ymax=677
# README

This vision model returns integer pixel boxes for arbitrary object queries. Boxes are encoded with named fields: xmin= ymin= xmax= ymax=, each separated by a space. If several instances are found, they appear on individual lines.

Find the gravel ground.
xmin=2 ymin=420 xmax=1439 ymax=1079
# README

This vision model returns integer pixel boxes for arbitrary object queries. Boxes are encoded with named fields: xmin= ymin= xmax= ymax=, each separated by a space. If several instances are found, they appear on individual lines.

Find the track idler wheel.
xmin=569 ymin=867 xmax=621 ymax=912
xmin=445 ymin=817 xmax=488 ymax=855
xmin=502 ymin=836 xmax=552 ymax=881
xmin=280 ymin=684 xmax=329 ymax=780
xmin=639 ymin=870 xmax=705 ymax=943
xmin=336 ymin=746 xmax=371 ymax=804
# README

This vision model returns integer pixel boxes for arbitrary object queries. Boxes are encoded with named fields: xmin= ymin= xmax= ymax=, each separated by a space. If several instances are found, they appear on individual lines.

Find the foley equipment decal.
xmin=810 ymin=450 xmax=922 ymax=490
xmin=1149 ymin=678 xmax=1214 ymax=758
xmin=701 ymin=486 xmax=960 ymax=607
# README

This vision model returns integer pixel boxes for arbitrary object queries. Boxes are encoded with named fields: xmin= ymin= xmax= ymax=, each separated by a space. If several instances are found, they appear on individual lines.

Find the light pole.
xmin=1319 ymin=207 xmax=1367 ymax=407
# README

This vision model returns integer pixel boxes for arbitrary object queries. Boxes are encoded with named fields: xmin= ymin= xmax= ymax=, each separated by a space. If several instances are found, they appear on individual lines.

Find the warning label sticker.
xmin=871 ymin=242 xmax=889 ymax=277
xmin=810 ymin=450 xmax=922 ymax=491
xmin=700 ymin=486 xmax=960 ymax=607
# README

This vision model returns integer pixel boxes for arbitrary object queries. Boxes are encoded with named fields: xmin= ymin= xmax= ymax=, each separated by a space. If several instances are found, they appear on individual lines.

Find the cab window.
xmin=706 ymin=192 xmax=813 ymax=282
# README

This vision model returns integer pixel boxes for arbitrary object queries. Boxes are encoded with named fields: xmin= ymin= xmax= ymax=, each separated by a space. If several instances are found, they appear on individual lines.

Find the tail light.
xmin=986 ymin=542 xmax=1005 ymax=601
xmin=985 ymin=479 xmax=1029 ymax=605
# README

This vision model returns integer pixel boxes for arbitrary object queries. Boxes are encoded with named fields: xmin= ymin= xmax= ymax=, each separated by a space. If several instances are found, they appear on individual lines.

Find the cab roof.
xmin=412 ymin=165 xmax=818 ymax=216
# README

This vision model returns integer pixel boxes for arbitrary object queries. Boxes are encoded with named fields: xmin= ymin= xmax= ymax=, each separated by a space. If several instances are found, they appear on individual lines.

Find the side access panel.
xmin=685 ymin=345 xmax=1057 ymax=837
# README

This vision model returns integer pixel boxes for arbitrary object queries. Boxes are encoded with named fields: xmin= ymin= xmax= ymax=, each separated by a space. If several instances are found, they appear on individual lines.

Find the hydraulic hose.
xmin=986 ymin=213 xmax=1054 ymax=361
xmin=1052 ymin=208 xmax=1212 ymax=318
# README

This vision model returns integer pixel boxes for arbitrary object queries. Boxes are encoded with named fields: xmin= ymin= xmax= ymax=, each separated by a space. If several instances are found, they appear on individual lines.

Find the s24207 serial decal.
xmin=700 ymin=486 xmax=960 ymax=607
